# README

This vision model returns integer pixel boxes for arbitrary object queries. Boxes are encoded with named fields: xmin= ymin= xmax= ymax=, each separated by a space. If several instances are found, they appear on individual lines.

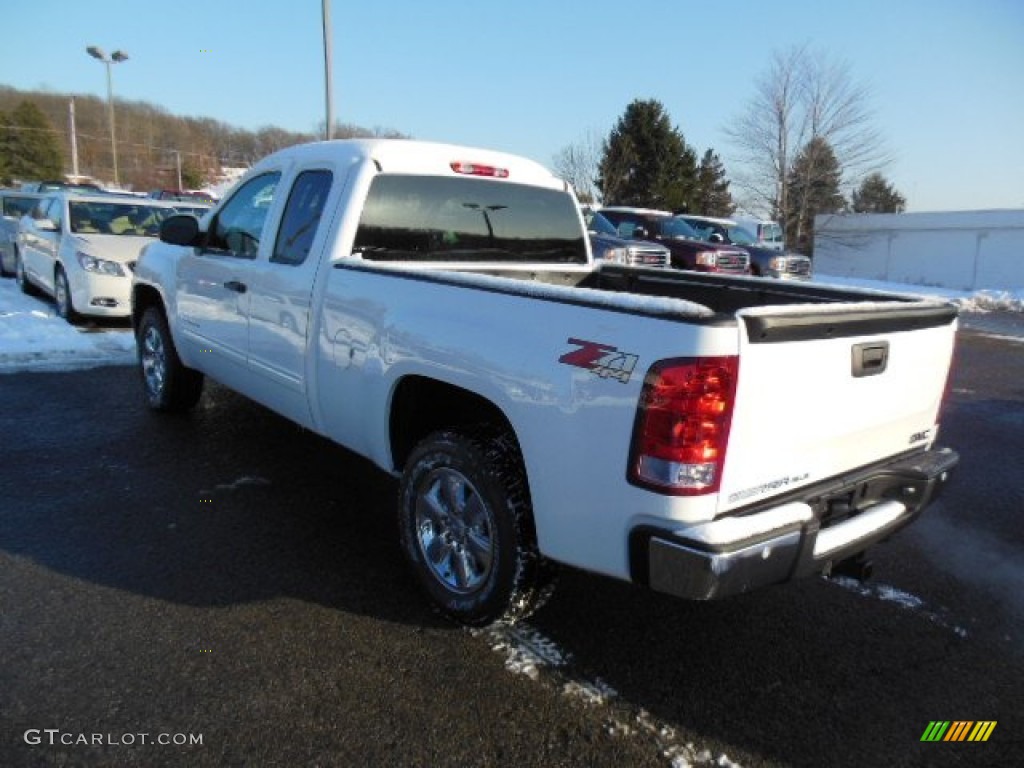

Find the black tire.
xmin=15 ymin=248 xmax=36 ymax=295
xmin=398 ymin=426 xmax=557 ymax=626
xmin=137 ymin=306 xmax=204 ymax=412
xmin=54 ymin=266 xmax=80 ymax=324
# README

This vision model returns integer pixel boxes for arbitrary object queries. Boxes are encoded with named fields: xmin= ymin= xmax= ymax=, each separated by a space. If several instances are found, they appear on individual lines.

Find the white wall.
xmin=814 ymin=210 xmax=1024 ymax=291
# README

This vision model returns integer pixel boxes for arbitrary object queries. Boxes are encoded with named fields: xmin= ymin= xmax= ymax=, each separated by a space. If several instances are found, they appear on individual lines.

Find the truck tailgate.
xmin=717 ymin=302 xmax=957 ymax=513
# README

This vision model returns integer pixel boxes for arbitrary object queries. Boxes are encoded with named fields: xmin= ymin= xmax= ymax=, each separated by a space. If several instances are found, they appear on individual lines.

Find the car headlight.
xmin=76 ymin=251 xmax=125 ymax=276
xmin=600 ymin=246 xmax=629 ymax=264
xmin=695 ymin=251 xmax=718 ymax=267
xmin=769 ymin=256 xmax=787 ymax=271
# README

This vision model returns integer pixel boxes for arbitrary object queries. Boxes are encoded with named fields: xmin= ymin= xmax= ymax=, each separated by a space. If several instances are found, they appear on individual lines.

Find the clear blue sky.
xmin=3 ymin=0 xmax=1022 ymax=212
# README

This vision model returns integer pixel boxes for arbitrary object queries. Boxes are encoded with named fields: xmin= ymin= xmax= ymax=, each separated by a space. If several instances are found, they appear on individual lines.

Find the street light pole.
xmin=322 ymin=0 xmax=335 ymax=140
xmin=86 ymin=46 xmax=129 ymax=187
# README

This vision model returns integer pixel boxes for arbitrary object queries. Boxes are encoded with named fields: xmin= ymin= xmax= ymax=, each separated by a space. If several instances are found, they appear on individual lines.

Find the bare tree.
xmin=552 ymin=129 xmax=603 ymax=203
xmin=726 ymin=45 xmax=889 ymax=222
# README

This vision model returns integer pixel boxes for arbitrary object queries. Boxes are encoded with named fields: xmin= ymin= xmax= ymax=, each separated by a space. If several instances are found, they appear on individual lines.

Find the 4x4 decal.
xmin=559 ymin=338 xmax=638 ymax=384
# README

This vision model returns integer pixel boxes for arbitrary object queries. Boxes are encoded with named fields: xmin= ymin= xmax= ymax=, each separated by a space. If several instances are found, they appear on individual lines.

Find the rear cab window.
xmin=353 ymin=175 xmax=586 ymax=265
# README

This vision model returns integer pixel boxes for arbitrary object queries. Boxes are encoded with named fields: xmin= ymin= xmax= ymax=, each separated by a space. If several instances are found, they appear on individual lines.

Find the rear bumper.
xmin=633 ymin=447 xmax=958 ymax=600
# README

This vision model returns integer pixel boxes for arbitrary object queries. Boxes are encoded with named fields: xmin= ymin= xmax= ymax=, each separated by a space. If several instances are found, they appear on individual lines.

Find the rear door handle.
xmin=224 ymin=280 xmax=247 ymax=294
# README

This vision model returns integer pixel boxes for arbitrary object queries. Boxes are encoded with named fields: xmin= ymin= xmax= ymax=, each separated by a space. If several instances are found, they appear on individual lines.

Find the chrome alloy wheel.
xmin=414 ymin=467 xmax=495 ymax=593
xmin=140 ymin=324 xmax=168 ymax=400
xmin=54 ymin=269 xmax=71 ymax=318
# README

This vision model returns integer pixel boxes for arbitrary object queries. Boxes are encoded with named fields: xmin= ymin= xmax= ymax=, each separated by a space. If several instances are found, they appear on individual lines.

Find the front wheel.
xmin=54 ymin=266 xmax=79 ymax=324
xmin=137 ymin=306 xmax=204 ymax=412
xmin=398 ymin=427 xmax=556 ymax=626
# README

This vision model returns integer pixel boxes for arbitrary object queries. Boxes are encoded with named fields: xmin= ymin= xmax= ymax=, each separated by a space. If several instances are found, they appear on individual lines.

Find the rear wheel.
xmin=15 ymin=248 xmax=35 ymax=295
xmin=398 ymin=426 xmax=556 ymax=626
xmin=137 ymin=306 xmax=204 ymax=412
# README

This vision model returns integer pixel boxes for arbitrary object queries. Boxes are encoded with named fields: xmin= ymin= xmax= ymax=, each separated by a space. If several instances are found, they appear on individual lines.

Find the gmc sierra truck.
xmin=132 ymin=139 xmax=959 ymax=626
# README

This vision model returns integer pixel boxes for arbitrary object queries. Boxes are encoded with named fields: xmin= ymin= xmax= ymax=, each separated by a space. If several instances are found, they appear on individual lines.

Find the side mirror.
xmin=160 ymin=214 xmax=202 ymax=246
xmin=35 ymin=218 xmax=59 ymax=232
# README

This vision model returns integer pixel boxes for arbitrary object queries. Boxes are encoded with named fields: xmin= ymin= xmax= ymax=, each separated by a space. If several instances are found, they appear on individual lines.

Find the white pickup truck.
xmin=132 ymin=139 xmax=959 ymax=626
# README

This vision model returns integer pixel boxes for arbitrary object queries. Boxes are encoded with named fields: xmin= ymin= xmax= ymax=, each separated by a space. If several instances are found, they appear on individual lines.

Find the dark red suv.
xmin=600 ymin=207 xmax=750 ymax=274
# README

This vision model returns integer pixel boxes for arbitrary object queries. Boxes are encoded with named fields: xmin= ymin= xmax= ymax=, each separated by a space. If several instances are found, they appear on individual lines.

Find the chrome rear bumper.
xmin=635 ymin=447 xmax=959 ymax=600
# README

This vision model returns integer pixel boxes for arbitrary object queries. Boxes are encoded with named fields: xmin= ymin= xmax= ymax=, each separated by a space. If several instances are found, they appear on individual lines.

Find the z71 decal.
xmin=559 ymin=338 xmax=639 ymax=384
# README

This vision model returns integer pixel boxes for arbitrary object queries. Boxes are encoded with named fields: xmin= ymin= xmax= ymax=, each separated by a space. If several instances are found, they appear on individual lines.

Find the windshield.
xmin=663 ymin=217 xmax=700 ymax=239
xmin=586 ymin=211 xmax=619 ymax=236
xmin=354 ymin=175 xmax=587 ymax=264
xmin=726 ymin=225 xmax=757 ymax=245
xmin=69 ymin=201 xmax=175 ymax=236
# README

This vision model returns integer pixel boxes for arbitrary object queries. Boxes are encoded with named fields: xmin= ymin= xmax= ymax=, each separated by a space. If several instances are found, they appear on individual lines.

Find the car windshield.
xmin=726 ymin=225 xmax=757 ymax=245
xmin=663 ymin=217 xmax=700 ymax=239
xmin=69 ymin=201 xmax=175 ymax=236
xmin=586 ymin=211 xmax=619 ymax=236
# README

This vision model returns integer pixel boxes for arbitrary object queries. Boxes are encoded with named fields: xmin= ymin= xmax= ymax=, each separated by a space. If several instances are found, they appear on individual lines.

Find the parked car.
xmin=15 ymin=193 xmax=181 ymax=322
xmin=149 ymin=189 xmax=217 ymax=204
xmin=679 ymin=214 xmax=812 ymax=280
xmin=171 ymin=203 xmax=213 ymax=219
xmin=584 ymin=209 xmax=670 ymax=268
xmin=0 ymin=190 xmax=43 ymax=276
xmin=20 ymin=180 xmax=105 ymax=194
xmin=731 ymin=215 xmax=785 ymax=251
xmin=600 ymin=207 xmax=750 ymax=274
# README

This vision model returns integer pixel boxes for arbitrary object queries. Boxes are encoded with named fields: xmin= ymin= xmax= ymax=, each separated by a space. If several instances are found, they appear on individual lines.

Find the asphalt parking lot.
xmin=1 ymin=321 xmax=1021 ymax=767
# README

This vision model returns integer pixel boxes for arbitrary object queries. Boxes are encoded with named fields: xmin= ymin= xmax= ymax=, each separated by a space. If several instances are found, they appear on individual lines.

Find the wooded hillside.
xmin=0 ymin=85 xmax=405 ymax=190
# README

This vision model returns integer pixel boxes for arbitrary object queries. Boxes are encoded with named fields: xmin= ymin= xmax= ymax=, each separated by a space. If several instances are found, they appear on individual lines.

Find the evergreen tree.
xmin=597 ymin=99 xmax=697 ymax=210
xmin=852 ymin=172 xmax=906 ymax=213
xmin=785 ymin=137 xmax=845 ymax=255
xmin=694 ymin=149 xmax=734 ymax=216
xmin=0 ymin=100 xmax=63 ymax=181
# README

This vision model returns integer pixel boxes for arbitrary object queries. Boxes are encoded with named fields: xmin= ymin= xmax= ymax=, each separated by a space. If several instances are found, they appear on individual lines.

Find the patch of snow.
xmin=827 ymin=576 xmax=968 ymax=638
xmin=477 ymin=623 xmax=743 ymax=767
xmin=0 ymin=277 xmax=137 ymax=373
xmin=814 ymin=274 xmax=1024 ymax=315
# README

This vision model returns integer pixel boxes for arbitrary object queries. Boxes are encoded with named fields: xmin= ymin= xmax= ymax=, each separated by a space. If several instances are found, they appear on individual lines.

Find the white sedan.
xmin=16 ymin=194 xmax=183 ymax=322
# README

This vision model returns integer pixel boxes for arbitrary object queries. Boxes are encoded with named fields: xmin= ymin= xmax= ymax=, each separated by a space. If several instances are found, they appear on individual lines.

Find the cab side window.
xmin=272 ymin=170 xmax=333 ymax=266
xmin=206 ymin=173 xmax=281 ymax=257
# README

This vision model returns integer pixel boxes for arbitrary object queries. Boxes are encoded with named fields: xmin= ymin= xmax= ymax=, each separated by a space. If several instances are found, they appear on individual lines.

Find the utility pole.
xmin=69 ymin=98 xmax=80 ymax=179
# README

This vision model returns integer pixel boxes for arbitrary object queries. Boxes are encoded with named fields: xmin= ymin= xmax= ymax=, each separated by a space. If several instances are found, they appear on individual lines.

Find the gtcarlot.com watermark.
xmin=24 ymin=729 xmax=203 ymax=747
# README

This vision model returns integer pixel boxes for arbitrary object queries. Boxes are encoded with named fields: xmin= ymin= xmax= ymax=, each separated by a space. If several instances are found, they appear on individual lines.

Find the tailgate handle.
xmin=852 ymin=341 xmax=889 ymax=377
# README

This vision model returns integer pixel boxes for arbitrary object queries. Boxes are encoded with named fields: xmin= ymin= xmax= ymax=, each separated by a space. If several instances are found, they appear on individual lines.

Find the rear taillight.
xmin=629 ymin=356 xmax=739 ymax=495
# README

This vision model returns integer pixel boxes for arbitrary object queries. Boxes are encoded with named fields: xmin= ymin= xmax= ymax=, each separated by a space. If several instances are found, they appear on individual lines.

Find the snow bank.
xmin=0 ymin=278 xmax=137 ymax=373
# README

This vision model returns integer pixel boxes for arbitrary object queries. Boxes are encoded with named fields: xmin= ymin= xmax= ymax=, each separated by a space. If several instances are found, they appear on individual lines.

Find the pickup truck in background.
xmin=679 ymin=213 xmax=813 ymax=280
xmin=584 ymin=208 xmax=670 ymax=268
xmin=600 ymin=206 xmax=751 ymax=275
xmin=132 ymin=139 xmax=959 ymax=626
